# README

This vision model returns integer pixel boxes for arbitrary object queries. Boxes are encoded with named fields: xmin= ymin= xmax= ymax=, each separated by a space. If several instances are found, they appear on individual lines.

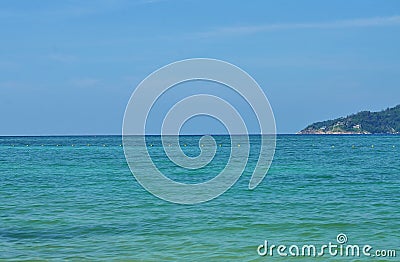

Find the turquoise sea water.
xmin=0 ymin=135 xmax=399 ymax=261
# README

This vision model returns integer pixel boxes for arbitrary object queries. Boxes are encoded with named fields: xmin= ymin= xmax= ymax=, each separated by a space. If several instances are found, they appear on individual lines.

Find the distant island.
xmin=298 ymin=104 xmax=400 ymax=134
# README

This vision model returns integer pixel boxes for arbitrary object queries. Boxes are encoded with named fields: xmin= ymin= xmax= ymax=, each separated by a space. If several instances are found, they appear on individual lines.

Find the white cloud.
xmin=194 ymin=15 xmax=400 ymax=38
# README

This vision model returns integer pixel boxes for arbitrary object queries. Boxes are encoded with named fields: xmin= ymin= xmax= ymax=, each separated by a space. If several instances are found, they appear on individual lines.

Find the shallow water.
xmin=0 ymin=135 xmax=399 ymax=261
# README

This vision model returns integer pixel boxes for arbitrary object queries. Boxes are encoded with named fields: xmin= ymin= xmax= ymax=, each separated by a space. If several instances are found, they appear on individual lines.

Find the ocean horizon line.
xmin=0 ymin=133 xmax=399 ymax=137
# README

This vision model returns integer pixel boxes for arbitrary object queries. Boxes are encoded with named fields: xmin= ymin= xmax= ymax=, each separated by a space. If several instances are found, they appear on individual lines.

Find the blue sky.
xmin=1 ymin=0 xmax=400 ymax=135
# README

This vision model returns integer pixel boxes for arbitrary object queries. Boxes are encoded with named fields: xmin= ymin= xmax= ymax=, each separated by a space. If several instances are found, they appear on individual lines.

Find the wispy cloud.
xmin=0 ymin=0 xmax=169 ymax=20
xmin=72 ymin=78 xmax=101 ymax=88
xmin=0 ymin=61 xmax=19 ymax=69
xmin=0 ymin=80 xmax=27 ymax=90
xmin=49 ymin=54 xmax=78 ymax=63
xmin=137 ymin=0 xmax=169 ymax=4
xmin=194 ymin=15 xmax=400 ymax=38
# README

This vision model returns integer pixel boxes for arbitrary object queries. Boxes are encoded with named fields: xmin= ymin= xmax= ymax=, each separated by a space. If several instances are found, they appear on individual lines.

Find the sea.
xmin=0 ymin=135 xmax=399 ymax=261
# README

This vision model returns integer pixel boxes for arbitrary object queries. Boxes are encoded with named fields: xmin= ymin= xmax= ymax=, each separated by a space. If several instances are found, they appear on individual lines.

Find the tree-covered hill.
xmin=298 ymin=105 xmax=400 ymax=134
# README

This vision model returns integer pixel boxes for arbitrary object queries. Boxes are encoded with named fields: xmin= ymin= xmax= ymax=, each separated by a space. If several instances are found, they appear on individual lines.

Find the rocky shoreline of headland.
xmin=297 ymin=130 xmax=371 ymax=135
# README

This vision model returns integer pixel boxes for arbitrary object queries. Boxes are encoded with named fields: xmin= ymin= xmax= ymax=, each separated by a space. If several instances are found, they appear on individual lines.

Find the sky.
xmin=1 ymin=0 xmax=400 ymax=135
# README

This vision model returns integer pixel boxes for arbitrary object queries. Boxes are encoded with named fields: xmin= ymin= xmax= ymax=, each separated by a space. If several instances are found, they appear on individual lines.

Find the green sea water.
xmin=0 ymin=135 xmax=399 ymax=261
